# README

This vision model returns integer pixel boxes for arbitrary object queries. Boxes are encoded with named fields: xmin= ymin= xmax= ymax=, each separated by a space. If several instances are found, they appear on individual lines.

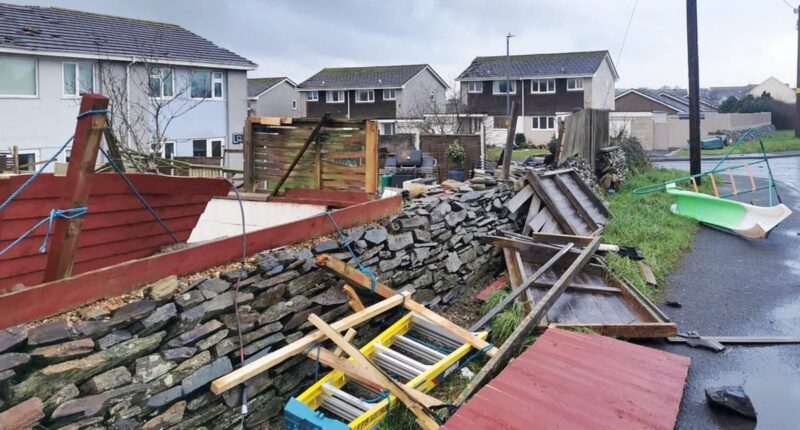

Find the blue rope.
xmin=304 ymin=342 xmax=322 ymax=381
xmin=76 ymin=108 xmax=111 ymax=119
xmin=457 ymin=343 xmax=495 ymax=371
xmin=364 ymin=390 xmax=392 ymax=411
xmin=323 ymin=211 xmax=379 ymax=292
xmin=0 ymin=207 xmax=88 ymax=257
xmin=98 ymin=146 xmax=179 ymax=243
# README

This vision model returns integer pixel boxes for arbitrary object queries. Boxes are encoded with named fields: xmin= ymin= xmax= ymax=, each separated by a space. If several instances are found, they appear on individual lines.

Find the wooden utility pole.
xmin=500 ymin=101 xmax=518 ymax=181
xmin=795 ymin=4 xmax=800 ymax=138
xmin=686 ymin=0 xmax=701 ymax=180
xmin=43 ymin=94 xmax=109 ymax=281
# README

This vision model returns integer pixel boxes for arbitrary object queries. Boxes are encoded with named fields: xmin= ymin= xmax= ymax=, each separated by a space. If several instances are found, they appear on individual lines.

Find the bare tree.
xmin=402 ymin=80 xmax=487 ymax=135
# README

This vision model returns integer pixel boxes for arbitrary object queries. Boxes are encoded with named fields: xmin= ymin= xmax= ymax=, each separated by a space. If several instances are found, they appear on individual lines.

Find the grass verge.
xmin=673 ymin=130 xmax=800 ymax=156
xmin=486 ymin=147 xmax=550 ymax=161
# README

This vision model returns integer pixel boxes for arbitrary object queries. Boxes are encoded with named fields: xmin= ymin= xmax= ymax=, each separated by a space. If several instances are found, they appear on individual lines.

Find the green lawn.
xmin=486 ymin=147 xmax=550 ymax=161
xmin=673 ymin=130 xmax=800 ymax=156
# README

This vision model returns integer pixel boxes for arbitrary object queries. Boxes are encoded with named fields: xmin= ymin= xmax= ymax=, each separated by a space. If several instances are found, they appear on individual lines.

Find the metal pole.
xmin=795 ymin=4 xmax=800 ymax=138
xmin=686 ymin=0 xmax=701 ymax=180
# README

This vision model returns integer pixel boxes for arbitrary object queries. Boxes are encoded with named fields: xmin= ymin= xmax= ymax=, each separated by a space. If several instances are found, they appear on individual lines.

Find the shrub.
xmin=514 ymin=133 xmax=527 ymax=148
xmin=446 ymin=142 xmax=467 ymax=166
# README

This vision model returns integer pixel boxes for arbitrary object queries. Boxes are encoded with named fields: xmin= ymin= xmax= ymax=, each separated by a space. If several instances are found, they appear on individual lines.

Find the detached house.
xmin=297 ymin=64 xmax=449 ymax=132
xmin=0 ymin=3 xmax=256 ymax=170
xmin=247 ymin=77 xmax=303 ymax=118
xmin=456 ymin=50 xmax=618 ymax=145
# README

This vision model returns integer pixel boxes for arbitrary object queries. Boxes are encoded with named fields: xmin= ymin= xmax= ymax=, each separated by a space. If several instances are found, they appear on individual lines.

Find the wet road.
xmin=657 ymin=156 xmax=800 ymax=191
xmin=650 ymin=157 xmax=800 ymax=429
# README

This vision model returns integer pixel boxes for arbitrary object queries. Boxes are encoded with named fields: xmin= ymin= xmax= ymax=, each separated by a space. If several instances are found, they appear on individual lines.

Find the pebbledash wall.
xmin=0 ymin=184 xmax=515 ymax=429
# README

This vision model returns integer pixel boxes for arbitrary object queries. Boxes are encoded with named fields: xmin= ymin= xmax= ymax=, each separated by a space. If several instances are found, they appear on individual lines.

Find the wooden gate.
xmin=243 ymin=117 xmax=378 ymax=195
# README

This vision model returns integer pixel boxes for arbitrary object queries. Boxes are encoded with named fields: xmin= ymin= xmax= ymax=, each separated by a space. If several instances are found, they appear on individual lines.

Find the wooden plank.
xmin=333 ymin=328 xmax=357 ymax=357
xmin=365 ymin=120 xmax=379 ymax=195
xmin=503 ymin=249 xmax=532 ymax=313
xmin=307 ymin=314 xmax=441 ymax=430
xmin=529 ymin=232 xmax=595 ymax=246
xmin=456 ymin=236 xmax=602 ymax=405
xmin=269 ymin=113 xmax=330 ymax=197
xmin=314 ymin=254 xmax=496 ymax=357
xmin=500 ymin=101 xmax=518 ymax=180
xmin=244 ymin=117 xmax=256 ymax=192
xmin=342 ymin=285 xmax=365 ymax=311
xmin=638 ymin=261 xmax=658 ymax=287
xmin=565 ymin=169 xmax=613 ymax=219
xmin=667 ymin=335 xmax=800 ymax=345
xmin=525 ymin=171 xmax=577 ymax=235
xmin=314 ymin=140 xmax=322 ymax=189
xmin=210 ymin=292 xmax=409 ymax=395
xmin=547 ymin=323 xmax=677 ymax=338
xmin=504 ymin=185 xmax=533 ymax=213
xmin=521 ymin=194 xmax=541 ymax=235
xmin=530 ymin=280 xmax=621 ymax=294
xmin=43 ymin=94 xmax=109 ymax=281
xmin=469 ymin=243 xmax=575 ymax=331
xmin=552 ymin=173 xmax=599 ymax=232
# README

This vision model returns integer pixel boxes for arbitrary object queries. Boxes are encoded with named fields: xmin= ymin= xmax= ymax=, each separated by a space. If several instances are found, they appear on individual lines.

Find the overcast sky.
xmin=12 ymin=0 xmax=799 ymax=89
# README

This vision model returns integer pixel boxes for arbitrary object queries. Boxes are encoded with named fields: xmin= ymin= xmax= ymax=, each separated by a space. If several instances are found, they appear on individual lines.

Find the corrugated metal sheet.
xmin=445 ymin=328 xmax=690 ymax=430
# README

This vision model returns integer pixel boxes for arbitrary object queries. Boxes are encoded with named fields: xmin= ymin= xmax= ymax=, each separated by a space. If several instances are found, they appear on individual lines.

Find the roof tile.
xmin=457 ymin=50 xmax=611 ymax=80
xmin=298 ymin=64 xmax=431 ymax=89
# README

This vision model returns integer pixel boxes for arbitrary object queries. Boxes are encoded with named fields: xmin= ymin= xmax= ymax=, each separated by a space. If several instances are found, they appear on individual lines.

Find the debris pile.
xmin=0 ymin=186 xmax=515 ymax=429
xmin=712 ymin=124 xmax=775 ymax=144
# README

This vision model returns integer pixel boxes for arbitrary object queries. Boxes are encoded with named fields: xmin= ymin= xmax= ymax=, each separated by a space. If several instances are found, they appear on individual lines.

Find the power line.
xmin=782 ymin=0 xmax=797 ymax=11
xmin=602 ymin=0 xmax=639 ymax=109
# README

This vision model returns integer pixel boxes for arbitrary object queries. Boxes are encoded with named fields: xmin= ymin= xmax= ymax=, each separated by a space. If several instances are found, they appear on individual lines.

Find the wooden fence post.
xmin=314 ymin=140 xmax=322 ymax=189
xmin=43 ymin=94 xmax=109 ymax=281
xmin=365 ymin=120 xmax=378 ymax=196
xmin=243 ymin=117 xmax=255 ymax=192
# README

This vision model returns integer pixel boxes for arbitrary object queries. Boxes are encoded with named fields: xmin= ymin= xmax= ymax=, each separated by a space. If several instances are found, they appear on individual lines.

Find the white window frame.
xmin=467 ymin=81 xmax=483 ymax=93
xmin=159 ymin=141 xmax=177 ymax=159
xmin=531 ymin=116 xmax=556 ymax=130
xmin=191 ymin=137 xmax=226 ymax=157
xmin=530 ymin=79 xmax=556 ymax=94
xmin=211 ymin=71 xmax=224 ymax=100
xmin=383 ymin=89 xmax=396 ymax=100
xmin=0 ymin=56 xmax=38 ymax=98
xmin=307 ymin=91 xmax=319 ymax=102
xmin=566 ymin=78 xmax=584 ymax=91
xmin=149 ymin=67 xmax=175 ymax=100
xmin=492 ymin=80 xmax=516 ymax=95
xmin=191 ymin=70 xmax=225 ymax=100
xmin=17 ymin=149 xmax=40 ymax=172
xmin=291 ymin=99 xmax=297 ymax=110
xmin=381 ymin=122 xmax=396 ymax=136
xmin=327 ymin=90 xmax=345 ymax=103
xmin=62 ymin=61 xmax=95 ymax=97
xmin=355 ymin=90 xmax=375 ymax=103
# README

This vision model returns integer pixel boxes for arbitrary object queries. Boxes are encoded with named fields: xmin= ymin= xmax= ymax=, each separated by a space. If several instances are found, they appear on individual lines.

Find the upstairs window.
xmin=307 ymin=91 xmax=319 ymax=102
xmin=327 ymin=90 xmax=345 ymax=103
xmin=492 ymin=80 xmax=516 ymax=95
xmin=467 ymin=81 xmax=483 ymax=93
xmin=532 ymin=116 xmax=556 ymax=130
xmin=292 ymin=99 xmax=297 ymax=110
xmin=567 ymin=78 xmax=584 ymax=91
xmin=383 ymin=89 xmax=396 ymax=100
xmin=63 ymin=62 xmax=94 ymax=96
xmin=149 ymin=68 xmax=174 ymax=98
xmin=0 ymin=56 xmax=37 ymax=97
xmin=192 ymin=71 xmax=224 ymax=99
xmin=355 ymin=90 xmax=375 ymax=103
xmin=531 ymin=79 xmax=555 ymax=94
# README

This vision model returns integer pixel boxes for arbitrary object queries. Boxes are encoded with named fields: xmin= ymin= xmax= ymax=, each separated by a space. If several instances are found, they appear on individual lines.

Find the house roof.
xmin=297 ymin=64 xmax=448 ymax=90
xmin=247 ymin=77 xmax=295 ymax=98
xmin=616 ymin=88 xmax=718 ymax=114
xmin=456 ymin=50 xmax=617 ymax=81
xmin=0 ymin=3 xmax=256 ymax=69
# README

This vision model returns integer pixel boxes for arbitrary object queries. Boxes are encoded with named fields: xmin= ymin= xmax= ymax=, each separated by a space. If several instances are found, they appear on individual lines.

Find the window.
xmin=307 ymin=91 xmax=319 ymax=102
xmin=191 ymin=71 xmax=224 ymax=99
xmin=567 ymin=78 xmax=583 ymax=91
xmin=17 ymin=150 xmax=38 ymax=172
xmin=327 ymin=90 xmax=345 ymax=103
xmin=292 ymin=99 xmax=297 ymax=110
xmin=383 ymin=89 xmax=396 ymax=100
xmin=531 ymin=79 xmax=555 ymax=94
xmin=192 ymin=138 xmax=225 ymax=157
xmin=149 ymin=68 xmax=174 ymax=98
xmin=531 ymin=116 xmax=556 ymax=130
xmin=355 ymin=90 xmax=374 ymax=103
xmin=381 ymin=122 xmax=395 ymax=135
xmin=492 ymin=80 xmax=516 ymax=95
xmin=162 ymin=142 xmax=175 ymax=159
xmin=63 ymin=62 xmax=94 ymax=96
xmin=467 ymin=81 xmax=483 ymax=93
xmin=0 ymin=55 xmax=37 ymax=96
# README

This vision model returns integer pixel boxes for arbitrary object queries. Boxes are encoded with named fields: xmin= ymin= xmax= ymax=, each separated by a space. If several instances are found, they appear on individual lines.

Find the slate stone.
xmin=242 ymin=333 xmax=284 ymax=357
xmin=78 ymin=307 xmax=110 ymax=321
xmin=399 ymin=215 xmax=429 ymax=229
xmin=363 ymin=227 xmax=388 ymax=245
xmin=134 ymin=354 xmax=176 ymax=383
xmin=313 ymin=240 xmax=340 ymax=254
xmin=254 ymin=271 xmax=298 ymax=291
xmin=445 ymin=252 xmax=462 ymax=273
xmin=379 ymin=255 xmax=404 ymax=272
xmin=297 ymin=248 xmax=316 ymax=272
xmin=146 ymin=385 xmax=183 ymax=408
xmin=112 ymin=418 xmax=141 ymax=430
xmin=298 ymin=304 xmax=351 ymax=331
xmin=283 ymin=305 xmax=321 ymax=331
xmin=0 ymin=368 xmax=14 ymax=383
xmin=445 ymin=210 xmax=467 ymax=228
xmin=461 ymin=191 xmax=482 ymax=203
xmin=706 ymin=385 xmax=757 ymax=419
xmin=221 ymin=268 xmax=253 ymax=283
xmin=108 ymin=301 xmax=157 ymax=329
xmin=0 ymin=324 xmax=28 ymax=353
xmin=311 ymin=288 xmax=349 ymax=306
xmin=259 ymin=296 xmax=311 ymax=324
xmin=197 ymin=278 xmax=231 ymax=299
xmin=181 ymin=356 xmax=232 ymax=395
xmin=185 ymin=291 xmax=254 ymax=322
xmin=28 ymin=320 xmax=75 ymax=346
xmin=0 ymin=352 xmax=30 ymax=372
xmin=148 ymin=276 xmax=179 ymax=301
xmin=258 ymin=253 xmax=281 ymax=273
xmin=195 ymin=328 xmax=229 ymax=351
xmin=218 ymin=310 xmax=258 ymax=335
xmin=243 ymin=393 xmax=285 ymax=428
xmin=169 ymin=402 xmax=225 ymax=430
xmin=98 ymin=330 xmax=132 ymax=350
xmin=222 ymin=373 xmax=274 ymax=408
xmin=287 ymin=270 xmax=328 ymax=296
xmin=51 ymin=383 xmax=147 ymax=422
xmin=166 ymin=320 xmax=224 ymax=348
xmin=137 ymin=303 xmax=177 ymax=336
xmin=43 ymin=383 xmax=79 ymax=416
xmin=81 ymin=366 xmax=132 ymax=394
xmin=413 ymin=228 xmax=432 ymax=243
xmin=151 ymin=351 xmax=211 ymax=393
xmin=30 ymin=338 xmax=94 ymax=364
xmin=387 ymin=232 xmax=414 ymax=251
xmin=58 ymin=416 xmax=104 ymax=430
xmin=0 ymin=397 xmax=44 ymax=430
xmin=142 ymin=400 xmax=186 ymax=430
xmin=73 ymin=320 xmax=113 ymax=339
xmin=174 ymin=290 xmax=205 ymax=310
xmin=275 ymin=250 xmax=298 ymax=265
xmin=214 ymin=321 xmax=283 ymax=357
xmin=7 ymin=331 xmax=165 ymax=404
xmin=186 ymin=391 xmax=216 ymax=411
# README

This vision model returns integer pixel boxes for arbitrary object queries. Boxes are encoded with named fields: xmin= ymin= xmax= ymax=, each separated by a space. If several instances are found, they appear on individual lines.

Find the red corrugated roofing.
xmin=445 ymin=328 xmax=690 ymax=430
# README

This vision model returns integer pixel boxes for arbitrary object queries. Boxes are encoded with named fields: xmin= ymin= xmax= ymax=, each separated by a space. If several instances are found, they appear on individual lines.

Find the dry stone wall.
xmin=0 ymin=185 xmax=514 ymax=430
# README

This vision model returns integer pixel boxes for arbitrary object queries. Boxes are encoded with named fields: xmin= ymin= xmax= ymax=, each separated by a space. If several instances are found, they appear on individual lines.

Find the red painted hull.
xmin=0 ymin=173 xmax=230 ymax=290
